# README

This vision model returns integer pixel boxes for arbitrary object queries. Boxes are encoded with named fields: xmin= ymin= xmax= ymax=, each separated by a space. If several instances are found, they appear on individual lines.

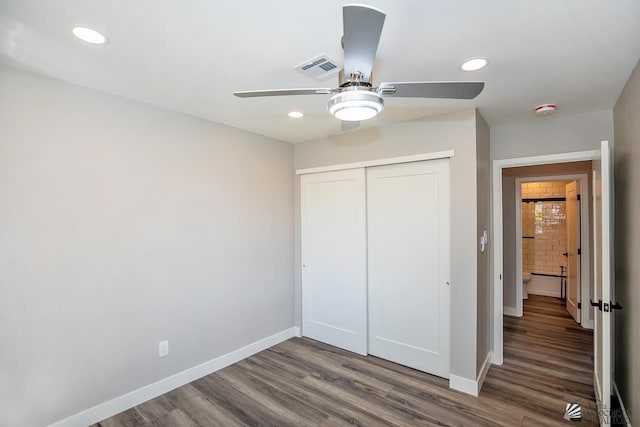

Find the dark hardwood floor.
xmin=94 ymin=295 xmax=597 ymax=426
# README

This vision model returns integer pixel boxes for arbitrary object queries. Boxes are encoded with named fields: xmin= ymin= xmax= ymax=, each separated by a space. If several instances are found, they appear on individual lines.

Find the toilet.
xmin=522 ymin=272 xmax=532 ymax=299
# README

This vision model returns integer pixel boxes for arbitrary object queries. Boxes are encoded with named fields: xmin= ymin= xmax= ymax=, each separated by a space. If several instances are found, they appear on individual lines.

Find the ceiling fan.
xmin=234 ymin=4 xmax=484 ymax=126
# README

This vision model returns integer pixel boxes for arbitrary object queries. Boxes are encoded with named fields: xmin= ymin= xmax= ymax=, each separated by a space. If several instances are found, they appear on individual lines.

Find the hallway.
xmin=491 ymin=294 xmax=598 ymax=425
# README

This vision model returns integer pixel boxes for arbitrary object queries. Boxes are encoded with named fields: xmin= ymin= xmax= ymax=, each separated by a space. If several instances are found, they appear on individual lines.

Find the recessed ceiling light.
xmin=535 ymin=104 xmax=556 ymax=116
xmin=72 ymin=27 xmax=107 ymax=44
xmin=288 ymin=111 xmax=304 ymax=118
xmin=461 ymin=58 xmax=488 ymax=72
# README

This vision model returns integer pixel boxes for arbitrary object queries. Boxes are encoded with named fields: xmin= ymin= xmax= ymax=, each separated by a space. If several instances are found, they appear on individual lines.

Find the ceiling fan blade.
xmin=341 ymin=120 xmax=360 ymax=131
xmin=378 ymin=81 xmax=485 ymax=99
xmin=342 ymin=5 xmax=386 ymax=83
xmin=234 ymin=88 xmax=333 ymax=98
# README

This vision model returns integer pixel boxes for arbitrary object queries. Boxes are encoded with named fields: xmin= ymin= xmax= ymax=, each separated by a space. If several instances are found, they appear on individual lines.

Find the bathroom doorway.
xmin=500 ymin=162 xmax=594 ymax=330
xmin=515 ymin=175 xmax=591 ymax=326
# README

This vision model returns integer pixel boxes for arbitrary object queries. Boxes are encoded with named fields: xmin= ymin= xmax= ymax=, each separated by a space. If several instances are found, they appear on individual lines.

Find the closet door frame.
xmin=296 ymin=151 xmax=454 ymax=176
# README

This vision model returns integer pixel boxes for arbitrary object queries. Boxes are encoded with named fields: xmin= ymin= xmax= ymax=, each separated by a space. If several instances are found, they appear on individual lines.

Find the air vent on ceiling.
xmin=294 ymin=54 xmax=342 ymax=81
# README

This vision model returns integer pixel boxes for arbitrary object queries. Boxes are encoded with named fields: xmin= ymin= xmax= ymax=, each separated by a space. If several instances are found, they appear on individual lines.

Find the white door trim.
xmin=492 ymin=149 xmax=599 ymax=365
xmin=512 ymin=173 xmax=590 ymax=322
xmin=296 ymin=150 xmax=455 ymax=175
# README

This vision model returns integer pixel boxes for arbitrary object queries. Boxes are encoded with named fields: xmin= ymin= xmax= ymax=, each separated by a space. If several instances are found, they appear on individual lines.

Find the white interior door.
xmin=366 ymin=159 xmax=451 ymax=378
xmin=565 ymin=181 xmax=581 ymax=322
xmin=592 ymin=141 xmax=613 ymax=424
xmin=301 ymin=168 xmax=367 ymax=355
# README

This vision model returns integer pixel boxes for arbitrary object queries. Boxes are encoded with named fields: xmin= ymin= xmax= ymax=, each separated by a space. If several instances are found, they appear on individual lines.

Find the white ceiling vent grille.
xmin=295 ymin=55 xmax=342 ymax=81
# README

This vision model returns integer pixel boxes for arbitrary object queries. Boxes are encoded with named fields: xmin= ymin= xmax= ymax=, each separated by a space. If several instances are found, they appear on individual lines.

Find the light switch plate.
xmin=159 ymin=340 xmax=169 ymax=358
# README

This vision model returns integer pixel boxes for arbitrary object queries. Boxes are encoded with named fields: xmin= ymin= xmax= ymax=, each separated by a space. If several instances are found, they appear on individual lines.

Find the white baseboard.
xmin=476 ymin=352 xmax=492 ymax=394
xmin=503 ymin=306 xmax=520 ymax=317
xmin=527 ymin=289 xmax=561 ymax=298
xmin=581 ymin=318 xmax=594 ymax=330
xmin=613 ymin=382 xmax=632 ymax=426
xmin=48 ymin=327 xmax=299 ymax=427
xmin=449 ymin=352 xmax=492 ymax=397
xmin=293 ymin=326 xmax=301 ymax=337
xmin=449 ymin=374 xmax=478 ymax=396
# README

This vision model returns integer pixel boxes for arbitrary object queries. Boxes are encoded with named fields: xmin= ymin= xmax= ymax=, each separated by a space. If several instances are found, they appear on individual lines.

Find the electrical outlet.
xmin=159 ymin=340 xmax=169 ymax=358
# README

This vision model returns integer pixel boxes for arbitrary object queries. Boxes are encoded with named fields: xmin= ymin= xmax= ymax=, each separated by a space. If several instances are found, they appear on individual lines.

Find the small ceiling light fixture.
xmin=535 ymin=104 xmax=556 ymax=117
xmin=328 ymin=90 xmax=384 ymax=122
xmin=72 ymin=26 xmax=107 ymax=44
xmin=287 ymin=111 xmax=304 ymax=118
xmin=461 ymin=58 xmax=488 ymax=72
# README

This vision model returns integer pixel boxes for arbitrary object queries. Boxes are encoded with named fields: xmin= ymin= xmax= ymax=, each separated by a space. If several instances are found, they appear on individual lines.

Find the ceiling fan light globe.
xmin=333 ymin=105 xmax=378 ymax=121
xmin=328 ymin=91 xmax=384 ymax=122
xmin=72 ymin=26 xmax=108 ymax=44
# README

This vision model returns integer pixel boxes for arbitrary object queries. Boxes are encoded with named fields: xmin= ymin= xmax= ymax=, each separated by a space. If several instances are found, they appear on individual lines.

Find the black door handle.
xmin=590 ymin=299 xmax=602 ymax=310
xmin=611 ymin=302 xmax=623 ymax=311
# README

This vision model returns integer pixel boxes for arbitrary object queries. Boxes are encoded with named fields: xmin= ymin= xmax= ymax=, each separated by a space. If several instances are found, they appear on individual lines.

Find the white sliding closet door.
xmin=301 ymin=168 xmax=368 ymax=355
xmin=367 ymin=159 xmax=451 ymax=377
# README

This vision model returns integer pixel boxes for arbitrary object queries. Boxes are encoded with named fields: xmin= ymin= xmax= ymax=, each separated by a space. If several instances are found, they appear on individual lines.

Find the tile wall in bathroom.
xmin=521 ymin=181 xmax=568 ymax=275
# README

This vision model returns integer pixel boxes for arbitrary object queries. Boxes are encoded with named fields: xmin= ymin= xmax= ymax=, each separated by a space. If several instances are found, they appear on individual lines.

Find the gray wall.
xmin=294 ymin=109 xmax=481 ymax=381
xmin=491 ymin=110 xmax=614 ymax=161
xmin=501 ymin=162 xmax=594 ymax=311
xmin=475 ymin=112 xmax=491 ymax=372
xmin=0 ymin=66 xmax=294 ymax=427
xmin=612 ymin=59 xmax=640 ymax=421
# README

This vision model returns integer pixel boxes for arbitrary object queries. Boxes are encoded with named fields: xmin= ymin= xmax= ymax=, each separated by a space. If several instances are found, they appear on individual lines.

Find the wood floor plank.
xmin=216 ymin=364 xmax=329 ymax=426
xmin=241 ymin=352 xmax=396 ymax=426
xmin=96 ymin=294 xmax=597 ymax=427
xmin=134 ymin=393 xmax=176 ymax=423
xmin=275 ymin=340 xmax=395 ymax=396
xmin=164 ymin=384 xmax=245 ymax=427
xmin=334 ymin=356 xmax=520 ymax=427
xmin=383 ymin=386 xmax=521 ymax=427
xmin=145 ymin=409 xmax=197 ymax=427
xmin=300 ymin=374 xmax=435 ymax=426
xmin=94 ymin=407 xmax=147 ymax=427
xmin=190 ymin=373 xmax=291 ymax=426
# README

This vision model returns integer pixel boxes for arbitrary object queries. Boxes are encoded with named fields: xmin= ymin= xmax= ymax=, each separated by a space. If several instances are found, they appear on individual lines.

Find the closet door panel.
xmin=301 ymin=168 xmax=367 ymax=355
xmin=367 ymin=159 xmax=451 ymax=377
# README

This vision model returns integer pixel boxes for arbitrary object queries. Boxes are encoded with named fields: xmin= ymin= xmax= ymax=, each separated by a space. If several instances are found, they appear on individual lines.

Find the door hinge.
xmin=577 ymin=302 xmax=582 ymax=309
xmin=577 ymin=194 xmax=581 ymax=201
xmin=577 ymin=248 xmax=581 ymax=255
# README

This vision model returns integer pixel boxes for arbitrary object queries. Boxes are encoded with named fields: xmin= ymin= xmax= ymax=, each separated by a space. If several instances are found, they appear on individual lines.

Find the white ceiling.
xmin=1 ymin=1 xmax=639 ymax=143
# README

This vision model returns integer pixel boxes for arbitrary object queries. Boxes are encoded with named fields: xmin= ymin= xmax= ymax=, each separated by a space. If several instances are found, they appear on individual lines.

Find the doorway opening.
xmin=491 ymin=150 xmax=600 ymax=365
xmin=492 ymin=143 xmax=614 ymax=422
xmin=508 ymin=173 xmax=593 ymax=328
